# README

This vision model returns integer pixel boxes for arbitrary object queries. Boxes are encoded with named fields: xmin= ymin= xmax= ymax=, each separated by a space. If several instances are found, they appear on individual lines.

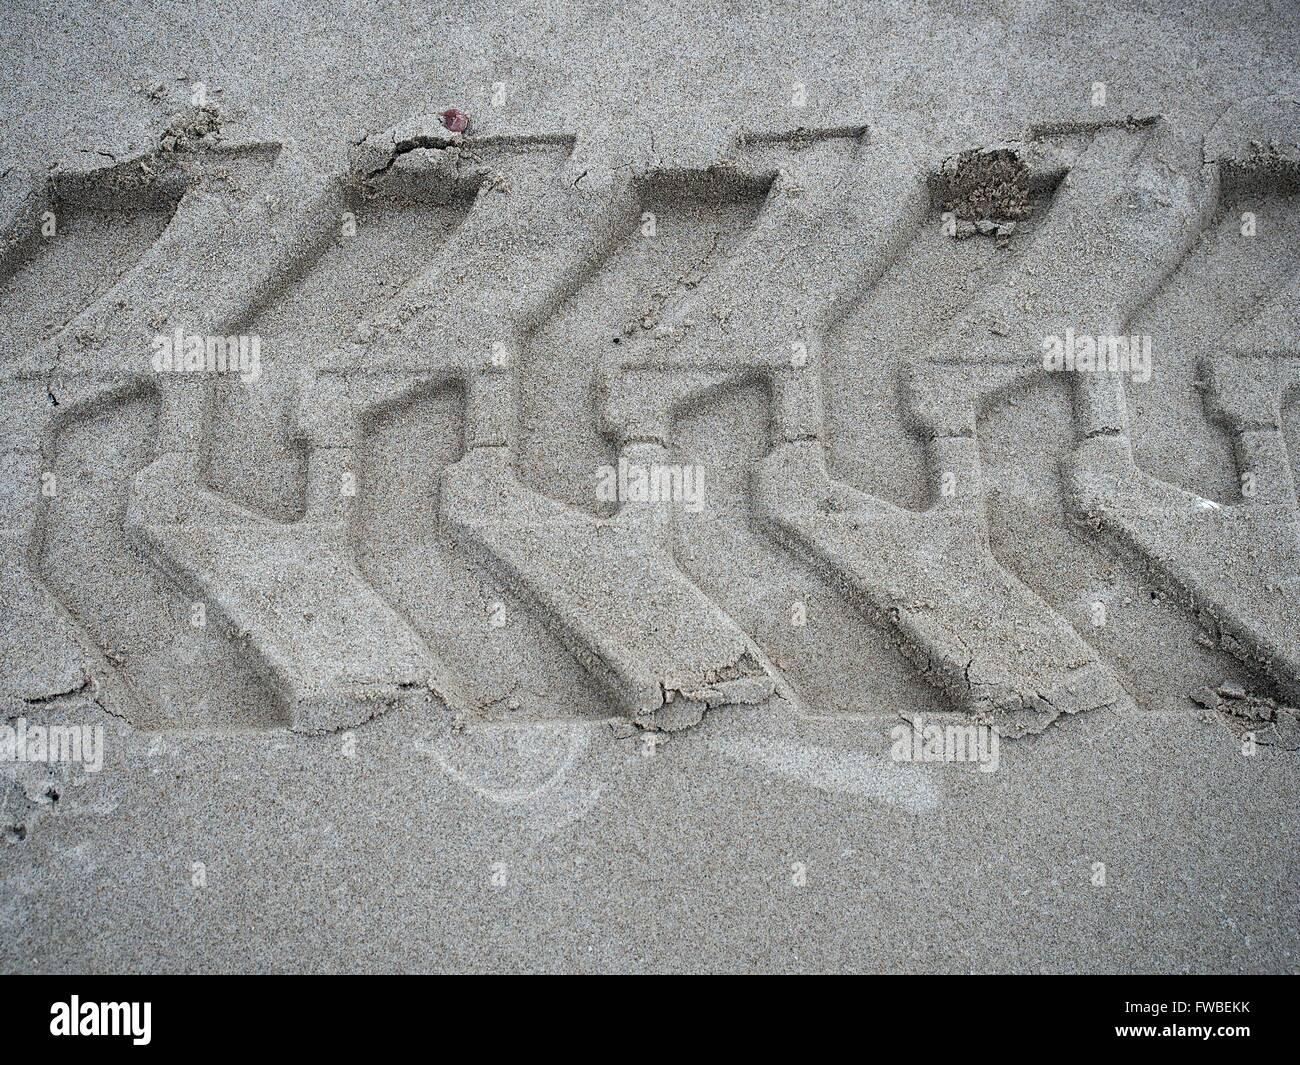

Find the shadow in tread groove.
xmin=1124 ymin=187 xmax=1300 ymax=504
xmin=979 ymin=375 xmax=1277 ymax=713
xmin=38 ymin=393 xmax=283 ymax=729
xmin=205 ymin=192 xmax=476 ymax=523
xmin=357 ymin=383 xmax=607 ymax=722
xmin=673 ymin=380 xmax=934 ymax=718
xmin=518 ymin=174 xmax=766 ymax=515
xmin=0 ymin=204 xmax=175 ymax=366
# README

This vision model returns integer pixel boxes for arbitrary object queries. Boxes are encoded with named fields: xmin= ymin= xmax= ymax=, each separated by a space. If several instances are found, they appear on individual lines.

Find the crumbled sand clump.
xmin=934 ymin=146 xmax=1030 ymax=238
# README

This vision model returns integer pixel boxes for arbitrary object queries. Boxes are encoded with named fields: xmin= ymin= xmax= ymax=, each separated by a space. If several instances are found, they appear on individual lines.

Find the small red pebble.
xmin=439 ymin=108 xmax=469 ymax=133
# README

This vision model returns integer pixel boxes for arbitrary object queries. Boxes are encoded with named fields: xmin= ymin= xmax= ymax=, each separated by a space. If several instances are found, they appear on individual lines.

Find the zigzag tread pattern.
xmin=3 ymin=99 xmax=1298 ymax=737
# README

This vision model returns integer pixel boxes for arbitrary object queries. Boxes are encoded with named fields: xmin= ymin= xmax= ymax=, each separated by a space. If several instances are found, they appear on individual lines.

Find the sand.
xmin=1 ymin=0 xmax=1298 ymax=973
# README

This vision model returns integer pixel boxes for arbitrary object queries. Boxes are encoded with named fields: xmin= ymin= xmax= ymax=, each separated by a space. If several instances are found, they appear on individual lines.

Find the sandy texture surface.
xmin=2 ymin=0 xmax=1298 ymax=973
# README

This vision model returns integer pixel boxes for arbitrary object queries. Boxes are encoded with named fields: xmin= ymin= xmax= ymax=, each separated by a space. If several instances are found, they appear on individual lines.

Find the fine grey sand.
xmin=1 ymin=0 xmax=1298 ymax=973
